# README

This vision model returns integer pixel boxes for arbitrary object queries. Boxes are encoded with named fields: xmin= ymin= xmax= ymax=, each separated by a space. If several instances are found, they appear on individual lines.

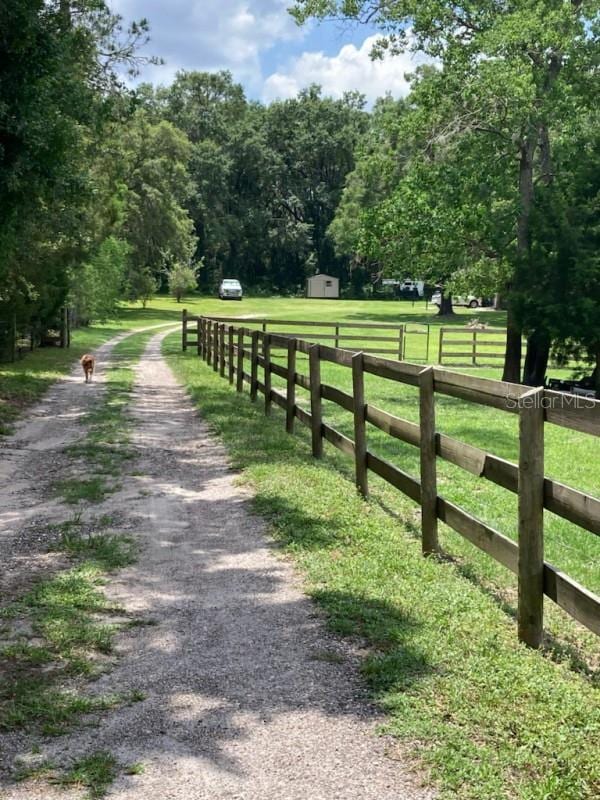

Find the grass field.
xmin=166 ymin=332 xmax=600 ymax=800
xmin=2 ymin=294 xmax=599 ymax=799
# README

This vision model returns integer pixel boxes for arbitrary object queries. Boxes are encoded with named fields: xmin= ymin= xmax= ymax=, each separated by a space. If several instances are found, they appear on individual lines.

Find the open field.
xmin=2 ymin=295 xmax=598 ymax=798
xmin=166 ymin=331 xmax=600 ymax=800
xmin=163 ymin=294 xmax=509 ymax=366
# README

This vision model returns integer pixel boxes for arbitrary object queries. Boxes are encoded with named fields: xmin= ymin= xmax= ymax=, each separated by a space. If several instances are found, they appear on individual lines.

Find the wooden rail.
xmin=439 ymin=326 xmax=526 ymax=366
xmin=187 ymin=313 xmax=600 ymax=646
xmin=182 ymin=311 xmax=431 ymax=361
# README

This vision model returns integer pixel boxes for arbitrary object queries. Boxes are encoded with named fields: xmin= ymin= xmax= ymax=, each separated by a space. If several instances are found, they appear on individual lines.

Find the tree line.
xmin=1 ymin=2 xmax=367 ymax=338
xmin=293 ymin=0 xmax=600 ymax=385
xmin=1 ymin=1 xmax=598 ymax=386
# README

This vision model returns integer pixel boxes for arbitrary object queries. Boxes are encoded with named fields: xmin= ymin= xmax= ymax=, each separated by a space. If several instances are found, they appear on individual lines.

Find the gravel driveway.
xmin=2 ymin=329 xmax=433 ymax=799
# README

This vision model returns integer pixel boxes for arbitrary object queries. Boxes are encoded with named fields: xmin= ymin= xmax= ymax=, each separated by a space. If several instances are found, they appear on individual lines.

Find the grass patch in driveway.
xmin=166 ymin=336 xmax=600 ymax=800
xmin=55 ymin=329 xmax=158 ymax=505
xmin=0 ymin=522 xmax=138 ymax=734
xmin=15 ymin=750 xmax=144 ymax=799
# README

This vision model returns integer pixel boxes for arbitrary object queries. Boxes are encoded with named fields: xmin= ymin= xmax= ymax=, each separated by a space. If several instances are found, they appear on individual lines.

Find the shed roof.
xmin=307 ymin=273 xmax=338 ymax=281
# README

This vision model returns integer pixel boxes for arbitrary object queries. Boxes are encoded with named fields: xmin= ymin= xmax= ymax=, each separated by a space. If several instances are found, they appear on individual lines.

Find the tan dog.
xmin=80 ymin=354 xmax=96 ymax=383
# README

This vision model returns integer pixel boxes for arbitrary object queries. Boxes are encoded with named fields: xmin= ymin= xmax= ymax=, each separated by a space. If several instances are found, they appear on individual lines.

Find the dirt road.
xmin=1 ymin=329 xmax=432 ymax=799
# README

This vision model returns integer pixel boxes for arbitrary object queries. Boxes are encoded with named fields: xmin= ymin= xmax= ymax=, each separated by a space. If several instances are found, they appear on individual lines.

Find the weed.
xmin=54 ymin=477 xmax=115 ymax=505
xmin=59 ymin=751 xmax=119 ymax=799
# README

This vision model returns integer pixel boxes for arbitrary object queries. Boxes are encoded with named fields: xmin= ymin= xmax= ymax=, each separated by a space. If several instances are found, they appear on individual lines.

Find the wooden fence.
xmin=439 ymin=326 xmax=524 ymax=366
xmin=182 ymin=310 xmax=431 ymax=362
xmin=0 ymin=307 xmax=71 ymax=363
xmin=185 ymin=313 xmax=600 ymax=648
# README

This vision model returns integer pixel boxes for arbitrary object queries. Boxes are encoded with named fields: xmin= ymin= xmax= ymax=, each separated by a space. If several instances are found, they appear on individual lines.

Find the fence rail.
xmin=439 ymin=326 xmax=526 ymax=366
xmin=182 ymin=310 xmax=430 ymax=361
xmin=185 ymin=313 xmax=600 ymax=647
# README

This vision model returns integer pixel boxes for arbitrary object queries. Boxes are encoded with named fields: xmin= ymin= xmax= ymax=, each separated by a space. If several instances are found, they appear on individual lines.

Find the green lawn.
xmin=2 ymin=295 xmax=598 ymax=797
xmin=153 ymin=293 xmax=509 ymax=366
xmin=166 ymin=334 xmax=600 ymax=800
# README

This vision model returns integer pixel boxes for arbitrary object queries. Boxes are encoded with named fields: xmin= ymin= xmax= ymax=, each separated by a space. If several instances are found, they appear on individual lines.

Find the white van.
xmin=218 ymin=279 xmax=243 ymax=300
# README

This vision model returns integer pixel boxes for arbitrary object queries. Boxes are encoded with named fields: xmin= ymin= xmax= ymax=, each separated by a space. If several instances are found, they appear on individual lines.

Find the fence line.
xmin=0 ymin=307 xmax=71 ymax=363
xmin=182 ymin=310 xmax=430 ymax=362
xmin=185 ymin=313 xmax=600 ymax=647
xmin=439 ymin=326 xmax=528 ymax=366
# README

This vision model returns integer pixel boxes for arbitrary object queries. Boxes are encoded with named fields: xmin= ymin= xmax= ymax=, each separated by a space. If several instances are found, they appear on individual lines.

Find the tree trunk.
xmin=437 ymin=293 xmax=454 ymax=316
xmin=503 ymin=305 xmax=522 ymax=383
xmin=502 ymin=138 xmax=535 ymax=383
xmin=522 ymin=331 xmax=550 ymax=386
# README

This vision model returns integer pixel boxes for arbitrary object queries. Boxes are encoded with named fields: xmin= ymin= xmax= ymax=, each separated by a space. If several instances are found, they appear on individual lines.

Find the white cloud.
xmin=110 ymin=0 xmax=304 ymax=89
xmin=262 ymin=35 xmax=428 ymax=105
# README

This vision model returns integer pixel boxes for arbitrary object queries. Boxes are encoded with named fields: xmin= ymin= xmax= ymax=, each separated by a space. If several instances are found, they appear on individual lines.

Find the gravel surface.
xmin=1 ymin=330 xmax=433 ymax=799
xmin=0 ymin=331 xmax=130 ymax=602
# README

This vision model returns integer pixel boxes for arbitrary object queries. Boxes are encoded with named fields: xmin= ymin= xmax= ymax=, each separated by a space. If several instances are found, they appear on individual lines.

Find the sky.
xmin=111 ymin=0 xmax=425 ymax=106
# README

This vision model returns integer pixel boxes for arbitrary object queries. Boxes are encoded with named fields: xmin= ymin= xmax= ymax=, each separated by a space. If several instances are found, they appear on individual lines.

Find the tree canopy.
xmin=2 ymin=1 xmax=598 ymax=386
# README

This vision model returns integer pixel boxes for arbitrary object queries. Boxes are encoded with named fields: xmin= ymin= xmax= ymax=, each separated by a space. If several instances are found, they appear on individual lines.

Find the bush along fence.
xmin=0 ymin=306 xmax=71 ymax=363
xmin=183 ymin=312 xmax=600 ymax=648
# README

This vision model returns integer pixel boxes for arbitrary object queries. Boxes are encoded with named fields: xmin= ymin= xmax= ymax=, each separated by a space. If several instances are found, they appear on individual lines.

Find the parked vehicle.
xmin=400 ymin=278 xmax=425 ymax=297
xmin=431 ymin=291 xmax=479 ymax=308
xmin=218 ymin=279 xmax=243 ymax=300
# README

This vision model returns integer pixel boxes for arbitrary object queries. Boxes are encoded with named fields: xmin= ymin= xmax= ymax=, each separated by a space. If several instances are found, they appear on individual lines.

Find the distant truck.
xmin=381 ymin=278 xmax=425 ymax=297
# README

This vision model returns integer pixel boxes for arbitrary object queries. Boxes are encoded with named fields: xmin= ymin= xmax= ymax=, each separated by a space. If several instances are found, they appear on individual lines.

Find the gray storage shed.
xmin=306 ymin=273 xmax=340 ymax=299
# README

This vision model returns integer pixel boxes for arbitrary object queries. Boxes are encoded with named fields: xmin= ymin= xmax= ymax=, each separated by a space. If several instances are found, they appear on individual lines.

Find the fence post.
xmin=219 ymin=324 xmax=226 ymax=378
xmin=206 ymin=319 xmax=212 ymax=365
xmin=213 ymin=321 xmax=219 ymax=373
xmin=518 ymin=386 xmax=545 ymax=648
xmin=352 ymin=352 xmax=368 ymax=497
xmin=228 ymin=325 xmax=234 ymax=384
xmin=263 ymin=334 xmax=272 ymax=415
xmin=425 ymin=324 xmax=430 ymax=363
xmin=398 ymin=325 xmax=404 ymax=360
xmin=11 ymin=313 xmax=17 ymax=363
xmin=286 ymin=338 xmax=296 ymax=434
xmin=335 ymin=324 xmax=340 ymax=349
xmin=309 ymin=345 xmax=323 ymax=458
xmin=472 ymin=330 xmax=477 ymax=366
xmin=182 ymin=309 xmax=188 ymax=351
xmin=197 ymin=318 xmax=202 ymax=357
xmin=236 ymin=328 xmax=244 ymax=392
xmin=419 ymin=366 xmax=439 ymax=555
xmin=250 ymin=330 xmax=259 ymax=402
xmin=438 ymin=328 xmax=444 ymax=365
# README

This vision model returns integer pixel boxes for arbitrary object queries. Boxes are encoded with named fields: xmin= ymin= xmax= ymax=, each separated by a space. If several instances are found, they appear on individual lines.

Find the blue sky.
xmin=111 ymin=1 xmax=424 ymax=105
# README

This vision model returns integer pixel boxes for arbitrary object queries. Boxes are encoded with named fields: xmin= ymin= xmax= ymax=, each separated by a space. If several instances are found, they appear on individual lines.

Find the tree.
xmin=168 ymin=262 xmax=199 ymax=302
xmin=0 ymin=1 xmax=157 ymax=332
xmin=292 ymin=0 xmax=599 ymax=382
xmin=116 ymin=112 xmax=197 ymax=299
xmin=127 ymin=269 xmax=158 ymax=309
xmin=70 ymin=237 xmax=129 ymax=324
